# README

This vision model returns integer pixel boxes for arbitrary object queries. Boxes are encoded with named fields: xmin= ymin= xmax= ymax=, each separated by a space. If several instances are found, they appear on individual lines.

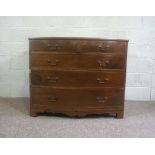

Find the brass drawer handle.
xmin=47 ymin=59 xmax=60 ymax=66
xmin=97 ymin=78 xmax=109 ymax=84
xmin=96 ymin=96 xmax=108 ymax=103
xmin=97 ymin=60 xmax=110 ymax=67
xmin=98 ymin=44 xmax=111 ymax=52
xmin=47 ymin=43 xmax=58 ymax=51
xmin=47 ymin=76 xmax=59 ymax=83
xmin=48 ymin=96 xmax=58 ymax=102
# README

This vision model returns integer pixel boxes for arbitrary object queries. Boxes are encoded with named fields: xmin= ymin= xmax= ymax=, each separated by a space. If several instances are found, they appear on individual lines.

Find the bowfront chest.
xmin=29 ymin=37 xmax=128 ymax=118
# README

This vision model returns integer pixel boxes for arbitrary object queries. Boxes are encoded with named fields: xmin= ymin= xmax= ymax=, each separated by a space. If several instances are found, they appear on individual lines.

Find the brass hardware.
xmin=96 ymin=96 xmax=108 ymax=103
xmin=105 ymin=60 xmax=110 ymax=65
xmin=47 ymin=43 xmax=58 ymax=51
xmin=97 ymin=78 xmax=109 ymax=84
xmin=47 ymin=95 xmax=58 ymax=102
xmin=47 ymin=59 xmax=60 ymax=66
xmin=97 ymin=60 xmax=110 ymax=67
xmin=97 ymin=60 xmax=104 ymax=67
xmin=47 ymin=76 xmax=59 ymax=83
xmin=98 ymin=44 xmax=111 ymax=52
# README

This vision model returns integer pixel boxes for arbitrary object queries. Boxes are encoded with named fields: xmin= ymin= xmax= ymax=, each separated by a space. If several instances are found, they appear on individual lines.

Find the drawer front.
xmin=30 ymin=40 xmax=78 ymax=51
xmin=31 ymin=70 xmax=125 ymax=87
xmin=30 ymin=40 xmax=126 ymax=53
xmin=30 ymin=53 xmax=125 ymax=70
xmin=31 ymin=87 xmax=124 ymax=107
xmin=78 ymin=40 xmax=126 ymax=53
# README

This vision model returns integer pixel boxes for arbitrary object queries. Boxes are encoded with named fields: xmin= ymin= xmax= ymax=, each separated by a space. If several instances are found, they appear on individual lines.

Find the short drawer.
xmin=30 ymin=39 xmax=126 ymax=53
xmin=30 ymin=53 xmax=125 ymax=70
xmin=30 ymin=39 xmax=78 ymax=51
xmin=31 ymin=87 xmax=124 ymax=107
xmin=31 ymin=70 xmax=125 ymax=87
xmin=78 ymin=40 xmax=126 ymax=53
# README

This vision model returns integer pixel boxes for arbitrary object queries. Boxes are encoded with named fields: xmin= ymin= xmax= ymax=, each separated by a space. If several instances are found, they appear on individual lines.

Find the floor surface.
xmin=0 ymin=98 xmax=155 ymax=138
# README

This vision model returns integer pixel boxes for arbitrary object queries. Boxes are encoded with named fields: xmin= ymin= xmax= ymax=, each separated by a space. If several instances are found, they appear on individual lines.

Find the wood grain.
xmin=30 ymin=53 xmax=125 ymax=70
xmin=29 ymin=37 xmax=128 ymax=118
xmin=31 ymin=70 xmax=125 ymax=87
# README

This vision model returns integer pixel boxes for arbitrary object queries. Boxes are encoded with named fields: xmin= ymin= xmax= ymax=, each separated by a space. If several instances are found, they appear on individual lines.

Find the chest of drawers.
xmin=29 ymin=37 xmax=128 ymax=118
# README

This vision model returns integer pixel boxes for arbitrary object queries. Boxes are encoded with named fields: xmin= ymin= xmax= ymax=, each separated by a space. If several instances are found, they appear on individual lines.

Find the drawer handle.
xmin=48 ymin=96 xmax=58 ymax=102
xmin=97 ymin=78 xmax=109 ymax=84
xmin=98 ymin=44 xmax=111 ymax=52
xmin=97 ymin=60 xmax=110 ymax=67
xmin=47 ymin=44 xmax=58 ymax=51
xmin=47 ymin=59 xmax=60 ymax=66
xmin=96 ymin=96 xmax=108 ymax=103
xmin=47 ymin=76 xmax=59 ymax=83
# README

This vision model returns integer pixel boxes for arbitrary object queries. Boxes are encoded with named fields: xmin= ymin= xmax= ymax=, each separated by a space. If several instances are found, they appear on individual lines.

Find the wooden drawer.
xmin=30 ymin=53 xmax=125 ymax=70
xmin=30 ymin=39 xmax=126 ymax=53
xmin=31 ymin=70 xmax=125 ymax=87
xmin=31 ymin=87 xmax=124 ymax=107
xmin=78 ymin=40 xmax=125 ymax=53
xmin=30 ymin=40 xmax=78 ymax=51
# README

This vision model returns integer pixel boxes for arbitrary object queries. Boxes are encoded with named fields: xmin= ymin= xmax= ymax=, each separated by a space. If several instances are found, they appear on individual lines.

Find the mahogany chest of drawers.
xmin=29 ymin=37 xmax=128 ymax=118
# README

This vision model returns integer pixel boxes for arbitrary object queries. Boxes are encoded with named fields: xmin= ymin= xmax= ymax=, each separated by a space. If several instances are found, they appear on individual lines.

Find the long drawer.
xmin=30 ymin=39 xmax=125 ymax=53
xmin=31 ymin=87 xmax=124 ymax=107
xmin=31 ymin=70 xmax=125 ymax=87
xmin=30 ymin=53 xmax=125 ymax=70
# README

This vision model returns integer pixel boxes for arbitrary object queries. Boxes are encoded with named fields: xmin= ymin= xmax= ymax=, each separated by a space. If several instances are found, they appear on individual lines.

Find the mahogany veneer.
xmin=29 ymin=37 xmax=128 ymax=118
